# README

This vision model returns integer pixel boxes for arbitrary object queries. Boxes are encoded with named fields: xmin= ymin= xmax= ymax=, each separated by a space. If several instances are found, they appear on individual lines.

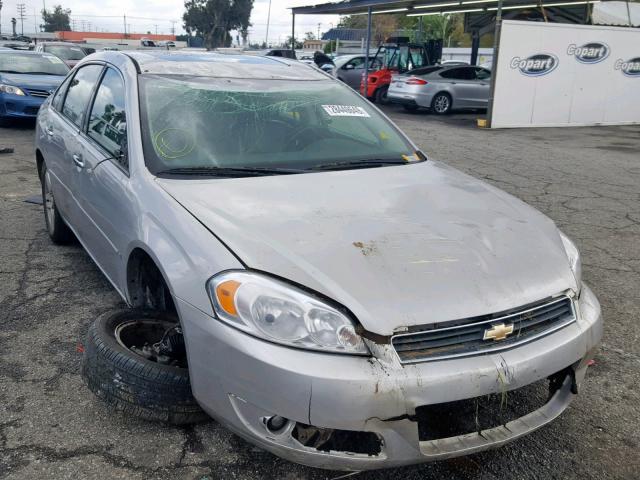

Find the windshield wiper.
xmin=0 ymin=70 xmax=24 ymax=74
xmin=309 ymin=158 xmax=409 ymax=171
xmin=155 ymin=166 xmax=305 ymax=177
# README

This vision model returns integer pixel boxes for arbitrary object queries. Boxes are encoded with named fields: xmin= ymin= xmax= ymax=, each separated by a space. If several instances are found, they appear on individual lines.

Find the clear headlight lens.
xmin=559 ymin=231 xmax=582 ymax=291
xmin=0 ymin=84 xmax=26 ymax=96
xmin=207 ymin=271 xmax=369 ymax=355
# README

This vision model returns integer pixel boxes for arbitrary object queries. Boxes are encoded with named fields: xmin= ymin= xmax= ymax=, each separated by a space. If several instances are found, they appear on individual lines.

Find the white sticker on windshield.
xmin=322 ymin=105 xmax=370 ymax=117
xmin=45 ymin=55 xmax=64 ymax=64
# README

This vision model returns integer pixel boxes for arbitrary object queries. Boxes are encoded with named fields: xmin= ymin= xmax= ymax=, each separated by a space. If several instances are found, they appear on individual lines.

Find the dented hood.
xmin=157 ymin=161 xmax=576 ymax=335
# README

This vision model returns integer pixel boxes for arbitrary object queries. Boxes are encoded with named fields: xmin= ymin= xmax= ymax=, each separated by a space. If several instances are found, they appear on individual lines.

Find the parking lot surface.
xmin=1 ymin=108 xmax=639 ymax=480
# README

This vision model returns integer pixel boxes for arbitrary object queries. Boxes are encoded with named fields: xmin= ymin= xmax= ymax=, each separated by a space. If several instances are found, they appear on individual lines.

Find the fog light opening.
xmin=265 ymin=415 xmax=289 ymax=434
xmin=292 ymin=422 xmax=382 ymax=456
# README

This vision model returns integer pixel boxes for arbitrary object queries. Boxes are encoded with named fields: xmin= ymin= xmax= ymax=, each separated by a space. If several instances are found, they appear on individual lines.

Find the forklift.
xmin=360 ymin=37 xmax=443 ymax=103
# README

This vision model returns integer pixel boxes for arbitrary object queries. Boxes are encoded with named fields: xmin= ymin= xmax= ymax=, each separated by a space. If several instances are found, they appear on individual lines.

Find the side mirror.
xmin=344 ymin=64 xmax=355 ymax=70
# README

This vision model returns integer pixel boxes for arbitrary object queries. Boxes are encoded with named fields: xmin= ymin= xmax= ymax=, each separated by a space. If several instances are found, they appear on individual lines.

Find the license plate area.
xmin=415 ymin=374 xmax=559 ymax=441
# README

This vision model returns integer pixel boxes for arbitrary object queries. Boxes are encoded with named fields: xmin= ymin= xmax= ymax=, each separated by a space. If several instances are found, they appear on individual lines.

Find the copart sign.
xmin=510 ymin=54 xmax=558 ymax=76
xmin=567 ymin=42 xmax=610 ymax=64
xmin=614 ymin=58 xmax=640 ymax=77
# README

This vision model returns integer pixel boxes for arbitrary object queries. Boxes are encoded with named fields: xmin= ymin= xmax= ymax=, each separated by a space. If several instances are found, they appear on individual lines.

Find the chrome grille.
xmin=26 ymin=88 xmax=51 ymax=98
xmin=392 ymin=296 xmax=575 ymax=364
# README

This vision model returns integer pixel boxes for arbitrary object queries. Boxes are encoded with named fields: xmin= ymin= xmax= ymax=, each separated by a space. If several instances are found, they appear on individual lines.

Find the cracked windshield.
xmin=139 ymin=75 xmax=420 ymax=174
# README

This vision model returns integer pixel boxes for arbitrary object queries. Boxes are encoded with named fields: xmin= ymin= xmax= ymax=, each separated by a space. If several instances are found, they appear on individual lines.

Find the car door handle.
xmin=451 ymin=82 xmax=457 ymax=85
xmin=45 ymin=126 xmax=54 ymax=136
xmin=72 ymin=153 xmax=84 ymax=168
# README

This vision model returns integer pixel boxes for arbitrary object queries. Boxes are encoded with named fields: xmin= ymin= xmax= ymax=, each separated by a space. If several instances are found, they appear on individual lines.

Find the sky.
xmin=0 ymin=0 xmax=340 ymax=46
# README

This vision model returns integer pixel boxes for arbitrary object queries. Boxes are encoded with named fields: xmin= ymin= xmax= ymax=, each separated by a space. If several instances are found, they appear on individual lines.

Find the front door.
xmin=74 ymin=66 xmax=132 ymax=288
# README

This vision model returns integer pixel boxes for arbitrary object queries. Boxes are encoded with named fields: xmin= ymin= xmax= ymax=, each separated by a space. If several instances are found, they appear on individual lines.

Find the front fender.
xmin=125 ymin=185 xmax=244 ymax=315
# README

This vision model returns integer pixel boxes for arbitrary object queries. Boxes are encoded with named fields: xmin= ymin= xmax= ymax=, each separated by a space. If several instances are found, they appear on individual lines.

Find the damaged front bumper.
xmin=177 ymin=284 xmax=602 ymax=471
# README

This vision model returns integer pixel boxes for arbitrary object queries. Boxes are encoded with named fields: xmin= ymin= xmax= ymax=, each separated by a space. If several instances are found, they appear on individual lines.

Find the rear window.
xmin=0 ymin=53 xmax=70 ymax=75
xmin=45 ymin=45 xmax=87 ymax=61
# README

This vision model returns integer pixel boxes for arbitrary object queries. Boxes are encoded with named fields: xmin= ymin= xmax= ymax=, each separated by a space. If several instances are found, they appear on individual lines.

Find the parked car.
xmin=388 ymin=65 xmax=492 ymax=114
xmin=333 ymin=54 xmax=382 ymax=89
xmin=0 ymin=40 xmax=32 ymax=51
xmin=35 ymin=51 xmax=601 ymax=471
xmin=35 ymin=42 xmax=95 ymax=68
xmin=0 ymin=50 xmax=69 ymax=125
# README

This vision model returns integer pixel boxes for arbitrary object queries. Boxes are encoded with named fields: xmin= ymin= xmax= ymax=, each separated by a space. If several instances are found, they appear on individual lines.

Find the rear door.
xmin=40 ymin=74 xmax=73 ymax=215
xmin=75 ymin=66 xmax=132 ymax=287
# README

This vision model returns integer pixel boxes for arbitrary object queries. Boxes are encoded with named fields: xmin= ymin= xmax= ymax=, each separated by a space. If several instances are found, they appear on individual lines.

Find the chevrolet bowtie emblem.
xmin=483 ymin=323 xmax=514 ymax=341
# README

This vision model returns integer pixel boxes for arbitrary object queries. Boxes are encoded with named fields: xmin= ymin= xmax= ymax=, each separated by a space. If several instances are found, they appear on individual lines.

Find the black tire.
xmin=82 ymin=309 xmax=209 ymax=425
xmin=431 ymin=92 xmax=452 ymax=115
xmin=403 ymin=104 xmax=419 ymax=112
xmin=374 ymin=85 xmax=390 ymax=104
xmin=41 ymin=162 xmax=74 ymax=244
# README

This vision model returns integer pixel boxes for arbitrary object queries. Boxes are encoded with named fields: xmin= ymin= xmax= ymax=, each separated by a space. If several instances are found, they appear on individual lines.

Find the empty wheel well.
xmin=126 ymin=248 xmax=176 ymax=313
xmin=36 ymin=150 xmax=45 ymax=182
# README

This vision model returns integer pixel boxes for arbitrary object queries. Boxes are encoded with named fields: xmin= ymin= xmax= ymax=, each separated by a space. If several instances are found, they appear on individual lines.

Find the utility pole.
xmin=154 ymin=24 xmax=158 ymax=35
xmin=17 ymin=3 xmax=26 ymax=36
xmin=265 ymin=0 xmax=272 ymax=46
xmin=170 ymin=20 xmax=176 ymax=36
xmin=317 ymin=23 xmax=321 ymax=41
xmin=123 ymin=14 xmax=127 ymax=38
xmin=0 ymin=1 xmax=3 ymax=37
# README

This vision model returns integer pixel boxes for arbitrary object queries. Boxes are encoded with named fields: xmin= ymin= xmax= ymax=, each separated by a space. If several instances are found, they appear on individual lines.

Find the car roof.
xmin=0 ymin=50 xmax=48 ymax=55
xmin=106 ymin=50 xmax=329 ymax=80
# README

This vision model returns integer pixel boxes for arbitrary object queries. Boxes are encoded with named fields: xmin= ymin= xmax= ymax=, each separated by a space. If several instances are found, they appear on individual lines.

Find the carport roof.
xmin=291 ymin=0 xmax=603 ymax=16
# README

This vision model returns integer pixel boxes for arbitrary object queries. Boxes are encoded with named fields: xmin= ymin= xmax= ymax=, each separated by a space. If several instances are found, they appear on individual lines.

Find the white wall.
xmin=441 ymin=48 xmax=493 ymax=66
xmin=491 ymin=20 xmax=640 ymax=128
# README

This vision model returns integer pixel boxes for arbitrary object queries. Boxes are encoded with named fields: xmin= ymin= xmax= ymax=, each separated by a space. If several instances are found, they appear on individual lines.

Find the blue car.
xmin=0 ymin=50 xmax=70 ymax=125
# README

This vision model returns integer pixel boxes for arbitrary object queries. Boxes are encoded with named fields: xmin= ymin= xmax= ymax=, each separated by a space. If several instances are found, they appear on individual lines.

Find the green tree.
xmin=284 ymin=36 xmax=303 ymax=49
xmin=183 ymin=0 xmax=253 ymax=49
xmin=323 ymin=39 xmax=336 ymax=54
xmin=41 ymin=5 xmax=71 ymax=32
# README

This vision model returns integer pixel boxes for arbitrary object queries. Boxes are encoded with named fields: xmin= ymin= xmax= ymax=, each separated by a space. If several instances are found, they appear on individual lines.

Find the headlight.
xmin=207 ymin=271 xmax=369 ymax=355
xmin=559 ymin=231 xmax=582 ymax=291
xmin=0 ymin=84 xmax=26 ymax=96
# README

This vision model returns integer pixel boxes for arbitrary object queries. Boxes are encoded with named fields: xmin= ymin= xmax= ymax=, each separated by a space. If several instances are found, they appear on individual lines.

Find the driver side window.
xmin=87 ymin=68 xmax=128 ymax=170
xmin=346 ymin=57 xmax=365 ymax=69
xmin=475 ymin=68 xmax=491 ymax=80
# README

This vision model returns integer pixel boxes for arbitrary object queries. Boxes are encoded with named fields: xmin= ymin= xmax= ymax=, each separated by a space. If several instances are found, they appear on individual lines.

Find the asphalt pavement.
xmin=0 ymin=108 xmax=639 ymax=480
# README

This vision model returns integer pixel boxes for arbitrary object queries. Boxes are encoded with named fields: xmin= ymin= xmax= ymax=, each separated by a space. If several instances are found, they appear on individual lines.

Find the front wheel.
xmin=41 ymin=162 xmax=74 ymax=244
xmin=431 ymin=92 xmax=452 ymax=115
xmin=374 ymin=85 xmax=390 ymax=105
xmin=82 ymin=309 xmax=209 ymax=425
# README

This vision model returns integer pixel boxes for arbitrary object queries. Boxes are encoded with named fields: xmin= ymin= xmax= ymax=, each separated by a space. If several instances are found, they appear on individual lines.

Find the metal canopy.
xmin=291 ymin=0 xmax=602 ymax=16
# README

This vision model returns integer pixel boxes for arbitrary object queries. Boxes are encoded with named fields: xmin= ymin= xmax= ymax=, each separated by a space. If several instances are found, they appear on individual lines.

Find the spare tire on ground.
xmin=81 ymin=309 xmax=209 ymax=425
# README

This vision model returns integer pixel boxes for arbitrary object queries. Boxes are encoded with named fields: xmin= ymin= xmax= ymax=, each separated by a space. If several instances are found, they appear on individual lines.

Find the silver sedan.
xmin=388 ymin=65 xmax=492 ymax=114
xmin=35 ymin=51 xmax=601 ymax=470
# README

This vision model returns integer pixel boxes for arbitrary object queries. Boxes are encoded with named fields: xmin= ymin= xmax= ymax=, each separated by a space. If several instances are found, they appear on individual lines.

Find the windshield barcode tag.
xmin=322 ymin=105 xmax=370 ymax=117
